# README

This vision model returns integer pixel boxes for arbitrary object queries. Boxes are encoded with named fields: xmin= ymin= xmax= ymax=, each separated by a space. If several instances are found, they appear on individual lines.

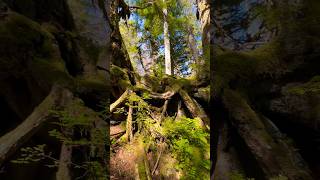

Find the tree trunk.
xmin=162 ymin=0 xmax=173 ymax=75
xmin=125 ymin=106 xmax=133 ymax=142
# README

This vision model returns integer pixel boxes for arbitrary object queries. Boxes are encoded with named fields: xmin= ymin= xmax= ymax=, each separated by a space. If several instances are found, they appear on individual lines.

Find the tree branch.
xmin=110 ymin=89 xmax=129 ymax=113
xmin=129 ymin=1 xmax=155 ymax=10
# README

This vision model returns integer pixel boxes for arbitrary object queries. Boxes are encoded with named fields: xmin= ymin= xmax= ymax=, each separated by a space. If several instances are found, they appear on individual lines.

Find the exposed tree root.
xmin=175 ymin=100 xmax=186 ymax=121
xmin=56 ymin=143 xmax=72 ymax=180
xmin=179 ymin=89 xmax=210 ymax=130
xmin=148 ymin=91 xmax=175 ymax=100
xmin=0 ymin=84 xmax=108 ymax=179
xmin=110 ymin=81 xmax=211 ymax=178
xmin=160 ymin=100 xmax=169 ymax=123
xmin=0 ymin=86 xmax=74 ymax=167
xmin=222 ymin=89 xmax=313 ymax=179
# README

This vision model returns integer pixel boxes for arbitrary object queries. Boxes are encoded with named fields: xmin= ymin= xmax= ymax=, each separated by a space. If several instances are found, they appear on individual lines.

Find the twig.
xmin=151 ymin=148 xmax=162 ymax=175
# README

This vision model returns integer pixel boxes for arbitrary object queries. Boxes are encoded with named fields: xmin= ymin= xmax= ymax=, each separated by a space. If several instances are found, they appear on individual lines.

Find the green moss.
xmin=137 ymin=160 xmax=147 ymax=180
xmin=161 ymin=117 xmax=210 ymax=179
xmin=245 ymin=42 xmax=288 ymax=77
xmin=213 ymin=51 xmax=257 ymax=95
xmin=30 ymin=58 xmax=73 ymax=87
xmin=213 ymin=41 xmax=288 ymax=97
xmin=285 ymin=76 xmax=320 ymax=95
xmin=110 ymin=65 xmax=132 ymax=89
xmin=0 ymin=12 xmax=55 ymax=58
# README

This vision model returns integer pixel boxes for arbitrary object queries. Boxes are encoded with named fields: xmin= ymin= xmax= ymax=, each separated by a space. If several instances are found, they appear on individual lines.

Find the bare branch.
xmin=110 ymin=89 xmax=129 ymax=113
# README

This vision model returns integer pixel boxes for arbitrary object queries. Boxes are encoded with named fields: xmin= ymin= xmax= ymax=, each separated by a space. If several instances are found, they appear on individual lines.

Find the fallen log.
xmin=0 ymin=86 xmax=74 ymax=167
xmin=222 ymin=89 xmax=313 ymax=179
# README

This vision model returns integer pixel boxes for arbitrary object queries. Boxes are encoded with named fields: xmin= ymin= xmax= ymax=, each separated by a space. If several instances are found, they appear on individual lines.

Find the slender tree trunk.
xmin=187 ymin=26 xmax=199 ymax=63
xmin=162 ymin=0 xmax=172 ymax=75
xmin=125 ymin=106 xmax=133 ymax=142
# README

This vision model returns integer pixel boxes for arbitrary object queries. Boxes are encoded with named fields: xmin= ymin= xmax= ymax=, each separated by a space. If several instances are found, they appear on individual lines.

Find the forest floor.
xmin=110 ymin=142 xmax=136 ymax=180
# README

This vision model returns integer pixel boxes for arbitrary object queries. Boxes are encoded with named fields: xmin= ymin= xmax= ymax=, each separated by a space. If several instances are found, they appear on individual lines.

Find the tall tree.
xmin=162 ymin=0 xmax=173 ymax=75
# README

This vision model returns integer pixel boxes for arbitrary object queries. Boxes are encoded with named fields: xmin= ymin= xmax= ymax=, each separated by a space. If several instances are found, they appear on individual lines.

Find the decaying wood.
xmin=110 ymin=89 xmax=129 ymax=113
xmin=222 ymin=89 xmax=313 ymax=179
xmin=0 ymin=86 xmax=73 ymax=167
xmin=125 ymin=106 xmax=133 ymax=142
xmin=179 ymin=89 xmax=210 ymax=130
xmin=56 ymin=143 xmax=73 ymax=180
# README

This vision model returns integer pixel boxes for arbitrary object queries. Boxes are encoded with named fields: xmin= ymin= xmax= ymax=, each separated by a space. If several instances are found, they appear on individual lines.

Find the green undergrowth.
xmin=161 ymin=117 xmax=210 ymax=179
xmin=114 ymin=90 xmax=210 ymax=179
xmin=135 ymin=116 xmax=210 ymax=179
